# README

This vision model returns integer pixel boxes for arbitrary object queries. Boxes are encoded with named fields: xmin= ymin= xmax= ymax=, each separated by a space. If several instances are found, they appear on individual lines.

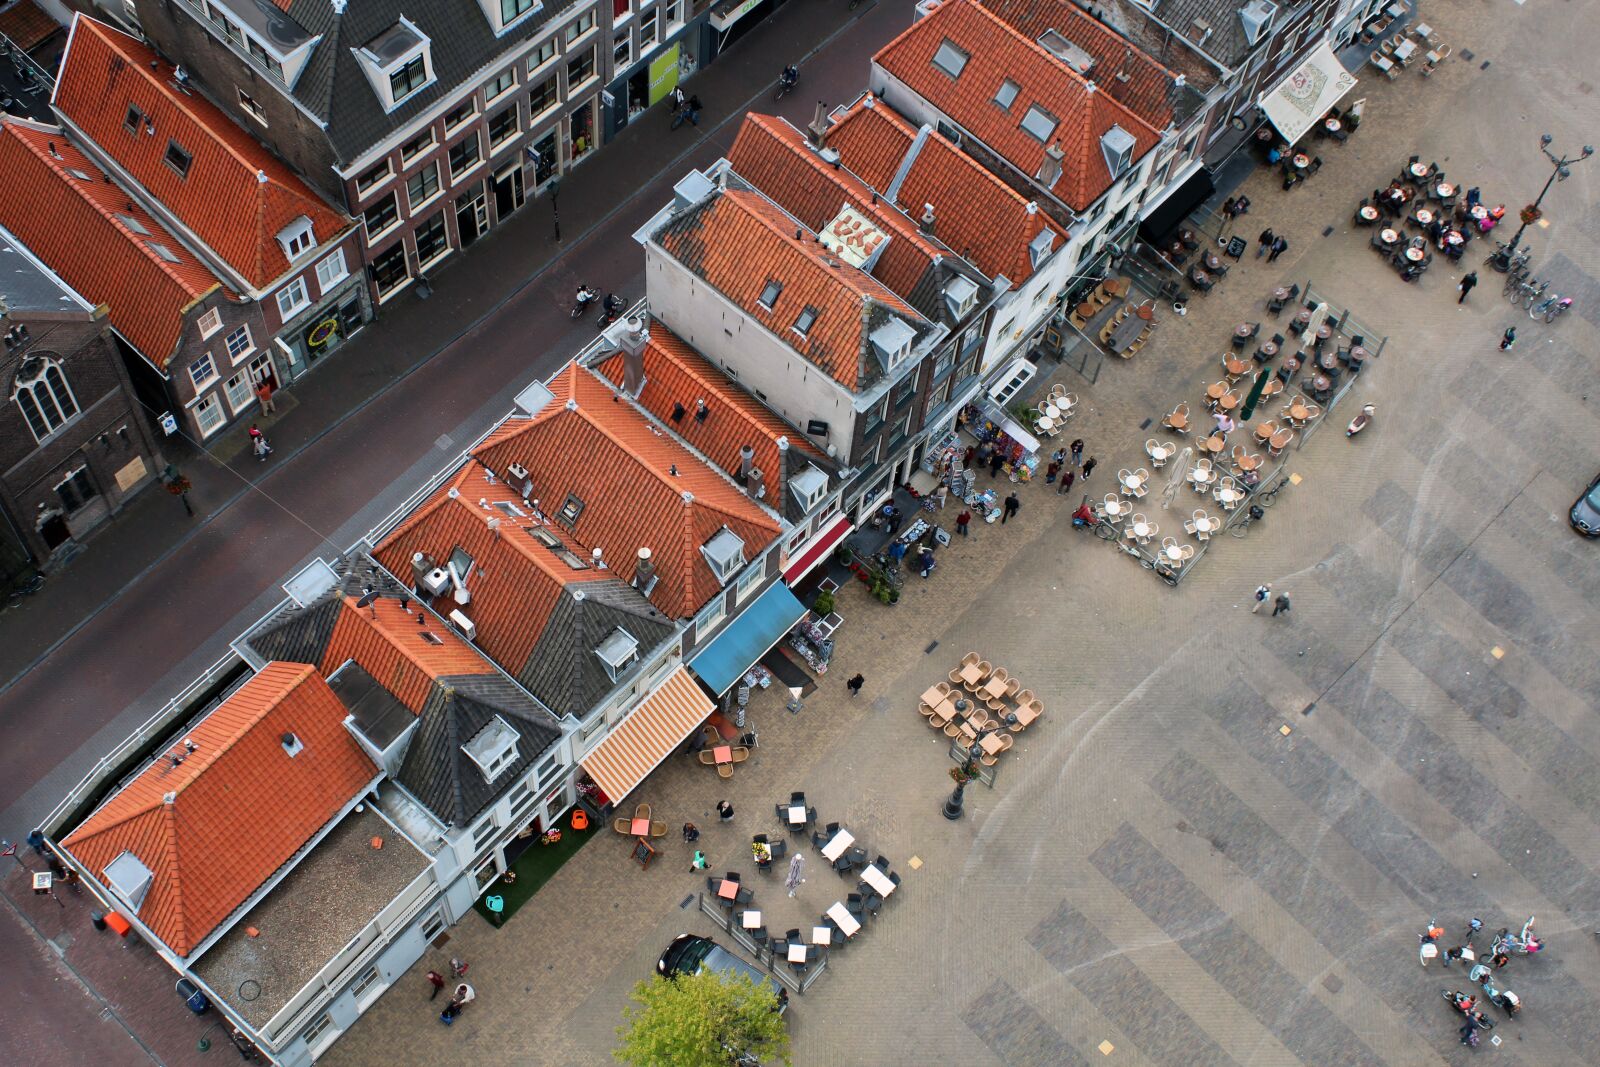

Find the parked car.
xmin=657 ymin=934 xmax=787 ymax=1013
xmin=1571 ymin=472 xmax=1600 ymax=537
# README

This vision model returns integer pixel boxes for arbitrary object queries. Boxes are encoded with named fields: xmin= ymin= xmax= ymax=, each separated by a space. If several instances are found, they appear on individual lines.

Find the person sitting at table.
xmin=1240 ymin=468 xmax=1261 ymax=489
xmin=1267 ymin=146 xmax=1282 ymax=165
xmin=1466 ymin=186 xmax=1481 ymax=207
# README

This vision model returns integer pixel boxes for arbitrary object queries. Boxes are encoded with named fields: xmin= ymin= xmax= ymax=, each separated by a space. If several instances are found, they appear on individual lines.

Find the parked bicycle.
xmin=1508 ymin=278 xmax=1547 ymax=307
xmin=1529 ymin=293 xmax=1573 ymax=323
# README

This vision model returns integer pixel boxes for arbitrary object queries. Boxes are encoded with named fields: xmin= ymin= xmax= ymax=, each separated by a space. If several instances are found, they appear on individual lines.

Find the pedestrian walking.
xmin=426 ymin=970 xmax=447 ymax=1000
xmin=1221 ymin=197 xmax=1238 ymax=233
xmin=1080 ymin=457 xmax=1097 ymax=481
xmin=1267 ymin=235 xmax=1288 ymax=262
xmin=1001 ymin=492 xmax=1020 ymax=524
xmin=255 ymin=379 xmax=276 ymax=414
xmin=955 ymin=508 xmax=971 ymax=536
xmin=935 ymin=482 xmax=948 ymax=508
xmin=988 ymin=449 xmax=1005 ymax=478
xmin=1251 ymin=583 xmax=1272 ymax=613
xmin=673 ymin=93 xmax=702 ymax=129
xmin=846 ymin=672 xmax=865 ymax=697
xmin=1070 ymin=438 xmax=1084 ymax=468
xmin=785 ymin=853 xmax=805 ymax=897
xmin=682 ymin=822 xmax=700 ymax=843
xmin=1271 ymin=592 xmax=1291 ymax=617
xmin=440 ymin=983 xmax=475 ymax=1023
xmin=1458 ymin=271 xmax=1478 ymax=303
xmin=1056 ymin=470 xmax=1075 ymax=496
xmin=250 ymin=426 xmax=273 ymax=462
xmin=690 ymin=850 xmax=709 ymax=872
xmin=1045 ymin=457 xmax=1061 ymax=483
xmin=1499 ymin=326 xmax=1516 ymax=350
xmin=1256 ymin=228 xmax=1275 ymax=258
xmin=668 ymin=85 xmax=686 ymax=116
xmin=717 ymin=799 xmax=734 ymax=822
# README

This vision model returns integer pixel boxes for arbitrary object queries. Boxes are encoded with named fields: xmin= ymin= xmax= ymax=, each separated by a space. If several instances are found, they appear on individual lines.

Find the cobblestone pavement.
xmin=84 ymin=0 xmax=1600 ymax=1063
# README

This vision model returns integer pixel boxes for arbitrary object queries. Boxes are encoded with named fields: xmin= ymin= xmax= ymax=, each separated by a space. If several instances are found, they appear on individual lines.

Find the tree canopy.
xmin=615 ymin=969 xmax=790 ymax=1067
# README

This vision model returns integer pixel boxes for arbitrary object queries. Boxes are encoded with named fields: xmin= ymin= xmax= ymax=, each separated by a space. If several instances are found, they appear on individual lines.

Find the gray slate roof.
xmin=0 ymin=225 xmax=94 ymax=313
xmin=277 ymin=0 xmax=581 ymax=165
xmin=513 ymin=579 xmax=677 ymax=719
xmin=1109 ymin=0 xmax=1259 ymax=69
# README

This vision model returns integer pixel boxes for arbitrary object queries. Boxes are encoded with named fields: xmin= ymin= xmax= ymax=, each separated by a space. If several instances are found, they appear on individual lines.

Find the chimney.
xmin=591 ymin=546 xmax=606 ymax=569
xmin=739 ymin=445 xmax=755 ymax=478
xmin=410 ymin=551 xmax=434 ymax=585
xmin=919 ymin=203 xmax=936 ymax=235
xmin=694 ymin=399 xmax=709 ymax=423
xmin=1036 ymin=142 xmax=1065 ymax=189
xmin=776 ymin=435 xmax=792 ymax=491
xmin=808 ymin=102 xmax=829 ymax=147
xmin=745 ymin=466 xmax=765 ymax=499
xmin=633 ymin=547 xmax=656 ymax=592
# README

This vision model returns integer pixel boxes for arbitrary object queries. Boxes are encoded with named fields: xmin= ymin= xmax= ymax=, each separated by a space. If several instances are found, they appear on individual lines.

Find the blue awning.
xmin=689 ymin=582 xmax=808 ymax=696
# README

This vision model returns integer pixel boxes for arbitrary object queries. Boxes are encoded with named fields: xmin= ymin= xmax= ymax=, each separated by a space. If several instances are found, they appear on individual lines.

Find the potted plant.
xmin=1519 ymin=204 xmax=1542 ymax=225
xmin=949 ymin=765 xmax=978 ymax=785
xmin=812 ymin=589 xmax=835 ymax=616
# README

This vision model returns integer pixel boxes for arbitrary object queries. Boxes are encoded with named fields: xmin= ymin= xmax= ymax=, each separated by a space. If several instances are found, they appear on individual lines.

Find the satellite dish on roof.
xmin=357 ymin=590 xmax=379 ymax=611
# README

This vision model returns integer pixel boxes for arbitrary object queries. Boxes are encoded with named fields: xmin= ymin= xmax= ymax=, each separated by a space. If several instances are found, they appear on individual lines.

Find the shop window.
xmin=571 ymin=102 xmax=595 ymax=160
xmin=364 ymin=191 xmax=401 ymax=240
xmin=193 ymin=393 xmax=225 ymax=437
xmin=13 ymin=359 xmax=80 ymax=442
xmin=448 ymin=134 xmax=483 ymax=180
xmin=532 ymin=131 xmax=558 ymax=185
xmin=415 ymin=212 xmax=450 ymax=268
xmin=407 ymin=161 xmax=441 ymax=210
xmin=371 ymin=243 xmax=411 ymax=299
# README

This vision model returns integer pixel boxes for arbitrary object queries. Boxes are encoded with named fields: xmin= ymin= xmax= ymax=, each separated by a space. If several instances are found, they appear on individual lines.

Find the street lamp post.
xmin=549 ymin=178 xmax=562 ymax=243
xmin=943 ymin=706 xmax=993 ymax=821
xmin=1489 ymin=134 xmax=1593 ymax=272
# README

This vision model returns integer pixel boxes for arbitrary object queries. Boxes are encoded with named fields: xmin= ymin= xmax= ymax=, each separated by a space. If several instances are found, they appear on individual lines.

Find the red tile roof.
xmin=0 ymin=117 xmax=226 ymax=367
xmin=471 ymin=365 xmax=782 ymax=619
xmin=321 ymin=595 xmax=496 ymax=712
xmin=825 ymin=97 xmax=1067 ymax=287
xmin=980 ymin=0 xmax=1179 ymax=132
xmin=592 ymin=321 xmax=827 ymax=493
xmin=652 ymin=187 xmax=930 ymax=389
xmin=874 ymin=0 xmax=1160 ymax=211
xmin=727 ymin=113 xmax=947 ymax=302
xmin=61 ymin=663 xmax=377 ymax=957
xmin=0 ymin=0 xmax=61 ymax=52
xmin=372 ymin=462 xmax=612 ymax=686
xmin=53 ymin=16 xmax=349 ymax=290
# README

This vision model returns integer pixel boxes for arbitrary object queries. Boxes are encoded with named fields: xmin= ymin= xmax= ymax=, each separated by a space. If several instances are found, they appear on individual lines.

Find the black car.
xmin=1571 ymin=472 xmax=1600 ymax=537
xmin=657 ymin=934 xmax=787 ymax=1013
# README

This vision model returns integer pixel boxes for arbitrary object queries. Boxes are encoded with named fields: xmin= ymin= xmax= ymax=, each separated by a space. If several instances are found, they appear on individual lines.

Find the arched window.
xmin=12 ymin=357 xmax=79 ymax=443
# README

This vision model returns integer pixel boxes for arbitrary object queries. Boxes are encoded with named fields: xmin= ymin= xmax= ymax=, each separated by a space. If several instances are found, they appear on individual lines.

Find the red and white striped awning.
xmin=579 ymin=667 xmax=713 ymax=802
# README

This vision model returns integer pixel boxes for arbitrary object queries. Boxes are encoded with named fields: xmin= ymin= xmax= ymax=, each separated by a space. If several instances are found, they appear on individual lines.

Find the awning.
xmin=689 ymin=582 xmax=808 ymax=696
xmin=1138 ymin=165 xmax=1215 ymax=244
xmin=783 ymin=517 xmax=853 ymax=584
xmin=1260 ymin=41 xmax=1357 ymax=146
xmin=980 ymin=401 xmax=1041 ymax=455
xmin=709 ymin=0 xmax=763 ymax=31
xmin=579 ymin=667 xmax=714 ymax=803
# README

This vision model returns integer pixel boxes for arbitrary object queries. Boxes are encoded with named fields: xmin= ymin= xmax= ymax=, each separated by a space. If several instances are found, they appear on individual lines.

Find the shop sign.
xmin=648 ymin=45 xmax=681 ymax=106
xmin=710 ymin=0 xmax=763 ymax=31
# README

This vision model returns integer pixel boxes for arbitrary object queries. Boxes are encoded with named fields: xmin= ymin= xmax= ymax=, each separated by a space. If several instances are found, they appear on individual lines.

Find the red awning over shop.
xmin=783 ymin=517 xmax=853 ymax=584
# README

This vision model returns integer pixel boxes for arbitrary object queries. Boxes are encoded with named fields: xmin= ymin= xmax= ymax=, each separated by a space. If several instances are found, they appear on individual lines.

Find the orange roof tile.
xmin=874 ymin=0 xmax=1160 ymax=211
xmin=727 ymin=113 xmax=948 ymax=302
xmin=372 ymin=462 xmax=612 ymax=684
xmin=653 ymin=188 xmax=931 ymax=389
xmin=0 ymin=0 xmax=60 ymax=52
xmin=825 ymin=98 xmax=1067 ymax=287
xmin=321 ymin=595 xmax=495 ymax=712
xmin=53 ymin=16 xmax=349 ymax=290
xmin=592 ymin=321 xmax=827 ymax=493
xmin=61 ymin=663 xmax=377 ymax=957
xmin=471 ymin=366 xmax=782 ymax=619
xmin=980 ymin=0 xmax=1179 ymax=132
xmin=0 ymin=118 xmax=226 ymax=366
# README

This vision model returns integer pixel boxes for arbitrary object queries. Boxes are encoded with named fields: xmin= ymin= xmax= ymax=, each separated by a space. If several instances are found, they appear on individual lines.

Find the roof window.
xmin=146 ymin=241 xmax=182 ymax=263
xmin=701 ymin=527 xmax=746 ymax=584
xmin=793 ymin=306 xmax=818 ymax=337
xmin=164 ymin=140 xmax=192 ymax=178
xmin=277 ymin=215 xmax=316 ymax=261
xmin=462 ymin=716 xmax=521 ymax=783
xmin=993 ymin=79 xmax=1020 ymax=111
xmin=943 ymin=274 xmax=979 ymax=319
xmin=527 ymin=526 xmax=589 ymax=568
xmin=757 ymin=279 xmax=783 ymax=310
xmin=359 ymin=19 xmax=435 ymax=112
xmin=931 ymin=39 xmax=968 ymax=79
xmin=594 ymin=627 xmax=640 ymax=682
xmin=1019 ymin=105 xmax=1058 ymax=144
xmin=868 ymin=316 xmax=918 ymax=372
xmin=789 ymin=465 xmax=828 ymax=511
xmin=557 ymin=493 xmax=584 ymax=526
xmin=103 ymin=851 xmax=154 ymax=911
xmin=1029 ymin=229 xmax=1056 ymax=268
xmin=1240 ymin=1 xmax=1278 ymax=46
xmin=1100 ymin=124 xmax=1137 ymax=177
xmin=116 ymin=213 xmax=150 ymax=235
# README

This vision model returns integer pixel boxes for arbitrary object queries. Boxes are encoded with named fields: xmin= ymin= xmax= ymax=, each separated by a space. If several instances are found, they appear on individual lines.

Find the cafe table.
xmin=1443 ymin=231 xmax=1464 ymax=246
xmin=1203 ymin=252 xmax=1223 ymax=270
xmin=1194 ymin=514 xmax=1217 ymax=534
xmin=1162 ymin=543 xmax=1184 ymax=563
xmin=1217 ymin=485 xmax=1244 ymax=506
xmin=1108 ymin=314 xmax=1146 ymax=352
xmin=1317 ymin=350 xmax=1337 ymax=371
xmin=826 ymin=902 xmax=862 ymax=937
xmin=1358 ymin=205 xmax=1379 ymax=220
xmin=1272 ymin=286 xmax=1291 ymax=300
xmin=1316 ymin=324 xmax=1333 ymax=340
xmin=1192 ymin=466 xmax=1215 ymax=484
xmin=786 ymin=805 xmax=808 ymax=827
xmin=1408 ymin=160 xmax=1429 ymax=178
xmin=1349 ymin=345 xmax=1370 ymax=362
xmin=1324 ymin=117 xmax=1341 ymax=132
xmin=1206 ymin=381 xmax=1228 ymax=400
xmin=1167 ymin=410 xmax=1189 ymax=431
xmin=1103 ymin=497 xmax=1127 ymax=518
xmin=932 ymin=695 xmax=958 ymax=721
xmin=1104 ymin=277 xmax=1129 ymax=297
xmin=1470 ymin=205 xmax=1488 ymax=219
xmin=1254 ymin=421 xmax=1277 ymax=442
xmin=1270 ymin=428 xmax=1295 ymax=451
xmin=1289 ymin=401 xmax=1312 ymax=421
xmin=1036 ymin=415 xmax=1055 ymax=432
xmin=1074 ymin=301 xmax=1096 ymax=320
xmin=1292 ymin=153 xmax=1310 ymax=169
xmin=1224 ymin=356 xmax=1250 ymax=376
xmin=978 ymin=732 xmax=1005 ymax=756
xmin=1435 ymin=181 xmax=1455 ymax=198
xmin=1259 ymin=341 xmax=1279 ymax=359
xmin=1149 ymin=442 xmax=1171 ymax=463
xmin=1405 ymin=246 xmax=1426 ymax=262
xmin=808 ymin=925 xmax=834 ymax=947
xmin=862 ymin=864 xmax=896 ymax=897
xmin=1295 ymin=308 xmax=1313 ymax=324
xmin=629 ymin=817 xmax=651 ymax=835
xmin=1311 ymin=373 xmax=1332 ymax=391
xmin=958 ymin=662 xmax=984 ymax=686
xmin=713 ymin=745 xmax=733 ymax=764
xmin=1235 ymin=322 xmax=1254 ymax=337
xmin=1379 ymin=228 xmax=1399 ymax=244
xmin=743 ymin=910 xmax=763 ymax=930
xmin=1217 ymin=392 xmax=1240 ymax=411
xmin=821 ymin=829 xmax=855 ymax=862
xmin=1120 ymin=471 xmax=1145 ymax=492
xmin=1415 ymin=208 xmax=1434 ymax=225
xmin=1128 ymin=519 xmax=1153 ymax=540
xmin=980 ymin=674 xmax=1007 ymax=701
xmin=787 ymin=943 xmax=810 ymax=964
xmin=716 ymin=879 xmax=740 ymax=900
xmin=1198 ymin=434 xmax=1225 ymax=454
xmin=920 ymin=684 xmax=947 ymax=708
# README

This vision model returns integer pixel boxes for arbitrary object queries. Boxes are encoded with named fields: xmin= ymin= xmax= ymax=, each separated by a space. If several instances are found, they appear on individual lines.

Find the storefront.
xmin=276 ymin=283 xmax=369 ymax=379
xmin=1259 ymin=42 xmax=1358 ymax=147
xmin=688 ymin=582 xmax=808 ymax=698
xmin=578 ymin=666 xmax=715 ymax=804
xmin=605 ymin=30 xmax=697 ymax=136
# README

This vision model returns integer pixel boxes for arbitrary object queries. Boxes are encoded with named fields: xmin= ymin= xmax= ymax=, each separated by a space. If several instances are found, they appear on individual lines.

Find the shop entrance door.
xmin=456 ymin=184 xmax=488 ymax=248
xmin=493 ymin=163 xmax=525 ymax=221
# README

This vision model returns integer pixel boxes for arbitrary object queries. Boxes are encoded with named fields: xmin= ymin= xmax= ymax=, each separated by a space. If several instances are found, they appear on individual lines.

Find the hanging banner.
xmin=647 ymin=44 xmax=681 ymax=106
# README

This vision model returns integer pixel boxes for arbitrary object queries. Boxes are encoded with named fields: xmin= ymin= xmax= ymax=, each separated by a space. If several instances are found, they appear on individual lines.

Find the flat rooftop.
xmin=192 ymin=806 xmax=429 ymax=1029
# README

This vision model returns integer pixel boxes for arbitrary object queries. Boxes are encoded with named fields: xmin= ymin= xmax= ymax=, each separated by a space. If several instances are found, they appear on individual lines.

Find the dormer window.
xmin=1239 ymin=1 xmax=1278 ymax=46
xmin=757 ymin=279 xmax=782 ymax=310
xmin=558 ymin=493 xmax=584 ymax=526
xmin=1100 ymin=124 xmax=1137 ymax=178
xmin=789 ymin=465 xmax=828 ymax=511
xmin=931 ymin=39 xmax=968 ymax=79
xmin=103 ymin=851 xmax=153 ymax=912
xmin=594 ymin=627 xmax=640 ymax=682
xmin=868 ymin=316 xmax=917 ymax=372
xmin=491 ymin=0 xmax=543 ymax=34
xmin=943 ymin=275 xmax=978 ymax=320
xmin=1019 ymin=105 xmax=1058 ymax=144
xmin=360 ymin=20 xmax=435 ymax=112
xmin=277 ymin=215 xmax=316 ymax=261
xmin=1028 ymin=229 xmax=1056 ymax=269
xmin=462 ymin=716 xmax=521 ymax=783
xmin=164 ymin=140 xmax=192 ymax=178
xmin=701 ymin=527 xmax=746 ymax=583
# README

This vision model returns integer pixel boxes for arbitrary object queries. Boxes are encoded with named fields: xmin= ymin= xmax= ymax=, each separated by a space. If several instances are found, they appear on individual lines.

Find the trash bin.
xmin=176 ymin=977 xmax=210 ymax=1015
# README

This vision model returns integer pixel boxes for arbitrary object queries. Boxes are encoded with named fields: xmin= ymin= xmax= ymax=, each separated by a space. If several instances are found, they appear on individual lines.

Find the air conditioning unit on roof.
xmin=421 ymin=568 xmax=450 ymax=597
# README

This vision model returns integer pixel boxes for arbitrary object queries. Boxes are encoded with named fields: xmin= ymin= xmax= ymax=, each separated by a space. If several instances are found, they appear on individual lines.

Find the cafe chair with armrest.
xmin=717 ymin=761 xmax=732 ymax=779
xmin=825 ymin=821 xmax=840 ymax=835
xmin=707 ymin=877 xmax=722 ymax=895
xmin=613 ymin=818 xmax=632 ymax=834
xmin=734 ymin=887 xmax=754 ymax=905
xmin=752 ymin=926 xmax=768 ymax=944
xmin=769 ymin=839 xmax=786 ymax=861
xmin=790 ymin=791 xmax=807 ymax=804
xmin=812 ymin=831 xmax=829 ymax=851
xmin=862 ymin=890 xmax=883 ymax=915
xmin=846 ymin=893 xmax=865 ymax=917
xmin=833 ymin=854 xmax=852 ymax=874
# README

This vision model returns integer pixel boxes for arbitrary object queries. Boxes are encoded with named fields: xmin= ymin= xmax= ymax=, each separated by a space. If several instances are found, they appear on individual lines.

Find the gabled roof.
xmin=0 ymin=117 xmax=226 ymax=366
xmin=979 ymin=0 xmax=1184 ymax=130
xmin=1146 ymin=0 xmax=1261 ymax=68
xmin=825 ymin=97 xmax=1068 ymax=287
xmin=321 ymin=594 xmax=497 ymax=709
xmin=726 ymin=113 xmax=958 ymax=314
xmin=52 ymin=16 xmax=349 ymax=291
xmin=470 ymin=365 xmax=782 ymax=620
xmin=60 ymin=662 xmax=377 ymax=957
xmin=874 ymin=0 xmax=1161 ymax=211
xmin=652 ymin=187 xmax=934 ymax=389
xmin=591 ymin=321 xmax=833 ymax=508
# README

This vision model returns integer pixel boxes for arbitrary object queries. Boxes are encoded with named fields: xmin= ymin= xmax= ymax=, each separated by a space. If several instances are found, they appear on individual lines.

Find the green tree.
xmin=615 ymin=970 xmax=791 ymax=1067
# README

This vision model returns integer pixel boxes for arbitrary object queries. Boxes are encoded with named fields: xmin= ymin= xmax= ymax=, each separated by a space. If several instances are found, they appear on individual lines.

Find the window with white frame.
xmin=224 ymin=325 xmax=254 ymax=361
xmin=364 ymin=191 xmax=401 ymax=240
xmin=445 ymin=100 xmax=479 ymax=133
xmin=414 ymin=212 xmax=449 ymax=268
xmin=695 ymin=594 xmax=726 ymax=639
xmin=237 ymin=87 xmax=267 ymax=125
xmin=463 ymin=716 xmax=521 ymax=783
xmin=401 ymin=128 xmax=437 ymax=166
xmin=362 ymin=21 xmax=434 ymax=110
xmin=471 ymin=813 xmax=499 ymax=850
xmin=275 ymin=277 xmax=310 ymax=319
xmin=613 ymin=32 xmax=631 ymax=68
xmin=534 ymin=751 xmax=562 ymax=787
xmin=641 ymin=6 xmax=658 ymax=46
xmin=485 ymin=67 xmax=517 ymax=102
xmin=529 ymin=38 xmax=557 ymax=73
xmin=315 ymin=249 xmax=348 ymax=291
xmin=666 ymin=0 xmax=684 ymax=29
xmin=12 ymin=358 xmax=79 ymax=442
xmin=302 ymin=1014 xmax=335 ymax=1049
xmin=448 ymin=133 xmax=483 ymax=180
xmin=565 ymin=10 xmax=595 ymax=43
xmin=189 ymin=351 xmax=218 ymax=391
xmin=196 ymin=307 xmax=223 ymax=337
xmin=372 ymin=243 xmax=410 ymax=299
xmin=407 ymin=161 xmax=442 ymax=210
xmin=701 ymin=527 xmax=745 ymax=583
xmin=735 ymin=560 xmax=764 ymax=603
xmin=594 ymin=627 xmax=639 ymax=681
xmin=223 ymin=367 xmax=256 ymax=414
xmin=567 ymin=46 xmax=596 ymax=87
xmin=499 ymin=0 xmax=539 ymax=29
xmin=278 ymin=216 xmax=316 ymax=260
xmin=356 ymin=160 xmax=393 ymax=198
xmin=192 ymin=392 xmax=225 ymax=437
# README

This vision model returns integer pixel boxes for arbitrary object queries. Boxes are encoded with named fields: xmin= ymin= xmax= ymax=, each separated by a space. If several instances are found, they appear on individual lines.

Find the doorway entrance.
xmin=493 ymin=163 xmax=525 ymax=222
xmin=455 ymin=182 xmax=488 ymax=248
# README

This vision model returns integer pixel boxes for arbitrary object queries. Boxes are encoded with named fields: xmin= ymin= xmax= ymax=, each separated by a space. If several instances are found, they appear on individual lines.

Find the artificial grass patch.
xmin=473 ymin=824 xmax=597 ymax=925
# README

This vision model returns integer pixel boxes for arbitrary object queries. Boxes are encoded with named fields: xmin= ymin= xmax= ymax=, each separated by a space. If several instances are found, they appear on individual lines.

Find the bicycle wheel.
xmin=1094 ymin=523 xmax=1117 ymax=541
xmin=1229 ymin=520 xmax=1252 ymax=539
xmin=1544 ymin=304 xmax=1560 ymax=323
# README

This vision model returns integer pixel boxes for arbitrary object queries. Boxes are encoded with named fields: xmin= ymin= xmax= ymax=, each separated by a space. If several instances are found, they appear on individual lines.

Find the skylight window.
xmin=757 ymin=279 xmax=782 ymax=310
xmin=932 ymin=39 xmax=969 ymax=79
xmin=793 ymin=306 xmax=818 ymax=336
xmin=492 ymin=500 xmax=525 ymax=518
xmin=1019 ymin=105 xmax=1058 ymax=144
xmin=993 ymin=79 xmax=1020 ymax=111
xmin=146 ymin=241 xmax=181 ymax=263
xmin=527 ymin=526 xmax=589 ymax=568
xmin=164 ymin=141 xmax=192 ymax=178
xmin=558 ymin=493 xmax=584 ymax=525
xmin=116 ymin=213 xmax=150 ymax=235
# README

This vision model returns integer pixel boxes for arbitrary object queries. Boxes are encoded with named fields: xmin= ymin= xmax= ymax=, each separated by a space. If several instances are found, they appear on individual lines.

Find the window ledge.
xmin=449 ymin=159 xmax=487 ymax=186
xmin=376 ymin=276 xmax=416 ymax=305
xmin=363 ymin=221 xmax=403 ymax=247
